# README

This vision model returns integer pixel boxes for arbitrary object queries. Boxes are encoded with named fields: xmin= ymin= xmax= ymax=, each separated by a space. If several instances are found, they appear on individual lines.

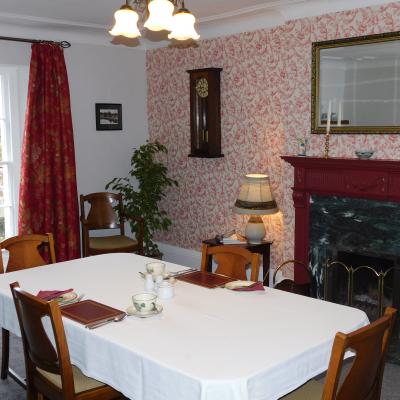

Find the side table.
xmin=202 ymin=238 xmax=272 ymax=285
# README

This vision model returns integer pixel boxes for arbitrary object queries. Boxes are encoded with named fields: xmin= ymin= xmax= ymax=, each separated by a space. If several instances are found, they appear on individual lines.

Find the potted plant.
xmin=106 ymin=141 xmax=178 ymax=258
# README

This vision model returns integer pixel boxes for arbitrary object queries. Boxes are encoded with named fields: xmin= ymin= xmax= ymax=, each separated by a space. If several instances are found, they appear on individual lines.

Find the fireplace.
xmin=282 ymin=156 xmax=400 ymax=364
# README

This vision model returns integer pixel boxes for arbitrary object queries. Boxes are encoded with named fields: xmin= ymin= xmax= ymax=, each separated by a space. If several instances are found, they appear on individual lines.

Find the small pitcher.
xmin=157 ymin=281 xmax=174 ymax=300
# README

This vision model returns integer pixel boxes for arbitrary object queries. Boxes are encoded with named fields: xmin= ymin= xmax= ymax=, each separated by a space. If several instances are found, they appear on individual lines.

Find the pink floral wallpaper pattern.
xmin=147 ymin=2 xmax=400 ymax=268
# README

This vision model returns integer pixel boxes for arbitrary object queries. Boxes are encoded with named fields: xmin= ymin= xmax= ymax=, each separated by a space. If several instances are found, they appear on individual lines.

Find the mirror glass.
xmin=312 ymin=33 xmax=400 ymax=133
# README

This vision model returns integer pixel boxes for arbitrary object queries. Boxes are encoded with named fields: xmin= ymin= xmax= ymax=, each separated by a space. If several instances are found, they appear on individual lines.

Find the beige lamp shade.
xmin=233 ymin=173 xmax=278 ymax=244
xmin=234 ymin=174 xmax=278 ymax=215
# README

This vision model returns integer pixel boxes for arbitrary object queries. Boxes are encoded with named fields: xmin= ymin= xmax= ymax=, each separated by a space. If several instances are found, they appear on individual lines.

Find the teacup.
xmin=132 ymin=293 xmax=157 ymax=314
xmin=146 ymin=262 xmax=166 ymax=277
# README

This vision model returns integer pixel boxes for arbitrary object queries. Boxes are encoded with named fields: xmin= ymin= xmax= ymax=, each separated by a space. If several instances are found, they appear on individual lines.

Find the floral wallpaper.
xmin=147 ymin=2 xmax=400 ymax=269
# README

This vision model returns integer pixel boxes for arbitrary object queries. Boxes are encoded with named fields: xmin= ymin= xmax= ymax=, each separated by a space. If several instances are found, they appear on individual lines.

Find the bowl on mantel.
xmin=355 ymin=150 xmax=374 ymax=159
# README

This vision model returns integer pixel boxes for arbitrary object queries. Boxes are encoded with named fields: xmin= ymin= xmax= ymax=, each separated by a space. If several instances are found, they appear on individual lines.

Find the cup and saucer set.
xmin=128 ymin=262 xmax=175 ymax=318
xmin=127 ymin=293 xmax=163 ymax=318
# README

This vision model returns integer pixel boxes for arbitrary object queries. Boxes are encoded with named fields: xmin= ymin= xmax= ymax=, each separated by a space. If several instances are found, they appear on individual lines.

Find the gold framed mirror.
xmin=312 ymin=31 xmax=400 ymax=134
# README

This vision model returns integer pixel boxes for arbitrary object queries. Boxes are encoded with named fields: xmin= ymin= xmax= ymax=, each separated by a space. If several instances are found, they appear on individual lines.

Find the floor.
xmin=0 ymin=334 xmax=399 ymax=399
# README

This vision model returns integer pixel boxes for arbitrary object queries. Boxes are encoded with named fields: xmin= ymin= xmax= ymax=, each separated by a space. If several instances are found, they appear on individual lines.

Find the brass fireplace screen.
xmin=323 ymin=260 xmax=400 ymax=319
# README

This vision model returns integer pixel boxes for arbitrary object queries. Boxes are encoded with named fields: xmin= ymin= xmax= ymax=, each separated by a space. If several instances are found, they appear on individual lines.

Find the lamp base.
xmin=245 ymin=215 xmax=266 ymax=244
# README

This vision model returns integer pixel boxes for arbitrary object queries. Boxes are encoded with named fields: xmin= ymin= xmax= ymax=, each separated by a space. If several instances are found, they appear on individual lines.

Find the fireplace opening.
xmin=309 ymin=195 xmax=400 ymax=365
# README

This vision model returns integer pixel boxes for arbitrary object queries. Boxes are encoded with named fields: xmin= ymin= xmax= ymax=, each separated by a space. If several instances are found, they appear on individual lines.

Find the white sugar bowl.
xmin=157 ymin=281 xmax=174 ymax=300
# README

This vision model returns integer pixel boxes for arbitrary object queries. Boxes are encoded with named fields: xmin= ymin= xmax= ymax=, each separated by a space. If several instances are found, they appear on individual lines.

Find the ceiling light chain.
xmin=109 ymin=0 xmax=200 ymax=41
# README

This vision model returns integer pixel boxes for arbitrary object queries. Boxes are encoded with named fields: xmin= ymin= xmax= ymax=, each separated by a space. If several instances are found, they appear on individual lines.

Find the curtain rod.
xmin=0 ymin=36 xmax=71 ymax=48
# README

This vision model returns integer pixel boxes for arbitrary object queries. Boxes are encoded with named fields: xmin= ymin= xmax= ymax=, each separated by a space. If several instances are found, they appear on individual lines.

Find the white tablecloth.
xmin=0 ymin=253 xmax=368 ymax=400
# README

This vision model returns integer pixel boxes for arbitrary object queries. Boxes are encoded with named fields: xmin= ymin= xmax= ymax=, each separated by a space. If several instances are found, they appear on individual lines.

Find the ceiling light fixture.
xmin=109 ymin=0 xmax=200 ymax=41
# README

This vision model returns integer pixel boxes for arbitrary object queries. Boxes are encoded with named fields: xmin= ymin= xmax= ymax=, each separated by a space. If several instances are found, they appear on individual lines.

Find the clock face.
xmin=195 ymin=77 xmax=209 ymax=98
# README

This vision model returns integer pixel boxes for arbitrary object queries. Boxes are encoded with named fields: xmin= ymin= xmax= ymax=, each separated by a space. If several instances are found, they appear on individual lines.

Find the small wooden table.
xmin=202 ymin=238 xmax=272 ymax=285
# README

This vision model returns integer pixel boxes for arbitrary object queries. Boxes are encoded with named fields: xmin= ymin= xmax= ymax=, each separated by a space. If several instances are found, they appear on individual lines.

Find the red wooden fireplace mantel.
xmin=281 ymin=156 xmax=400 ymax=283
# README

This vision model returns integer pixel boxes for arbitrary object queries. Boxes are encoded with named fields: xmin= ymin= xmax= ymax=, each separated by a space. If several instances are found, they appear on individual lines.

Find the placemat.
xmin=61 ymin=299 xmax=125 ymax=325
xmin=176 ymin=271 xmax=235 ymax=288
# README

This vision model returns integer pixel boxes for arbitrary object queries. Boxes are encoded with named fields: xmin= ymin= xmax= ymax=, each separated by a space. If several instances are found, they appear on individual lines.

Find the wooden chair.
xmin=80 ymin=192 xmax=144 ymax=257
xmin=281 ymin=307 xmax=397 ymax=400
xmin=10 ymin=282 xmax=122 ymax=400
xmin=201 ymin=244 xmax=260 ymax=281
xmin=273 ymin=260 xmax=312 ymax=296
xmin=1 ymin=233 xmax=56 ymax=383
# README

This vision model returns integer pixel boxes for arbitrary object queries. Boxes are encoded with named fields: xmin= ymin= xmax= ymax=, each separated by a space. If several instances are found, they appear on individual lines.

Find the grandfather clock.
xmin=187 ymin=68 xmax=223 ymax=158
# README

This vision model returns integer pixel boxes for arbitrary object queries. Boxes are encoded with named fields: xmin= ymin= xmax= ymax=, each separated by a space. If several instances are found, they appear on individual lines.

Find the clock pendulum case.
xmin=187 ymin=68 xmax=223 ymax=158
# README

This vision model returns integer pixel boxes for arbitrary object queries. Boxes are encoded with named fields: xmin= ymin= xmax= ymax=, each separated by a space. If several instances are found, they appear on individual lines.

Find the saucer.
xmin=224 ymin=281 xmax=255 ymax=290
xmin=126 ymin=304 xmax=163 ymax=318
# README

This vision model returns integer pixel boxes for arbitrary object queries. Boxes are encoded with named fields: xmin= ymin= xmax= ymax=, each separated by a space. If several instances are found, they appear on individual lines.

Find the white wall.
xmin=0 ymin=39 xmax=148 ymax=198
xmin=67 ymin=44 xmax=148 ymax=195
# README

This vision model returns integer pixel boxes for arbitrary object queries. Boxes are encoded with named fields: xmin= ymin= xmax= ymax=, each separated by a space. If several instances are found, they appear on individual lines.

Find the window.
xmin=0 ymin=66 xmax=28 ymax=241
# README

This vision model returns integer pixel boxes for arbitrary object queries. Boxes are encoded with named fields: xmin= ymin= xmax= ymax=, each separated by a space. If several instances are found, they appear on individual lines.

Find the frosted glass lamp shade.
xmin=168 ymin=8 xmax=200 ymax=41
xmin=109 ymin=4 xmax=141 ymax=38
xmin=144 ymin=0 xmax=174 ymax=32
xmin=234 ymin=174 xmax=278 ymax=244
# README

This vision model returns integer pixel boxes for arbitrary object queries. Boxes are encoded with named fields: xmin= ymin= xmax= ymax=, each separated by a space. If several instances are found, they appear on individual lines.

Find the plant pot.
xmin=146 ymin=252 xmax=163 ymax=260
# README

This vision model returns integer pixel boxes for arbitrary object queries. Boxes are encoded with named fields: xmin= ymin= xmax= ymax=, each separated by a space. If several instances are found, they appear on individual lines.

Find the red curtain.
xmin=18 ymin=43 xmax=80 ymax=261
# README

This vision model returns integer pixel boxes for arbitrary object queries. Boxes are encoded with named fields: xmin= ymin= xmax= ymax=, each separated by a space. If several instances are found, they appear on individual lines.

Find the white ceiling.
xmin=0 ymin=0 xmax=314 ymax=26
xmin=0 ymin=0 xmax=395 ymax=49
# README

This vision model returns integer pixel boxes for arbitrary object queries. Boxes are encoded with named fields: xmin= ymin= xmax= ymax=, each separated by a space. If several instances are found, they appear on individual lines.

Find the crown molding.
xmin=0 ymin=12 xmax=105 ymax=30
xmin=198 ymin=0 xmax=305 ymax=23
xmin=275 ymin=0 xmax=396 ymax=20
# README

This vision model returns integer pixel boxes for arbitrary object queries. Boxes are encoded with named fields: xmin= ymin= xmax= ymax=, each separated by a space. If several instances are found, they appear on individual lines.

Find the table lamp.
xmin=233 ymin=173 xmax=278 ymax=244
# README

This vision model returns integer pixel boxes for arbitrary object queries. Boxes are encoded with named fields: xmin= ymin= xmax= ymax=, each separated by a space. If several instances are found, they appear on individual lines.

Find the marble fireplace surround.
xmin=282 ymin=156 xmax=400 ymax=283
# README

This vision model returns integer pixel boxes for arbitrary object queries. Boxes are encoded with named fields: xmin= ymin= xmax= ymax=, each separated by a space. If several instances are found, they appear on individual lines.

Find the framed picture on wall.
xmin=95 ymin=103 xmax=122 ymax=131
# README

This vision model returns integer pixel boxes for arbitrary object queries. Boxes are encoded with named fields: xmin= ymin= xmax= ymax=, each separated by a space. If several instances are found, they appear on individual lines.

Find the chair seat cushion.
xmin=89 ymin=235 xmax=138 ymax=251
xmin=37 ymin=365 xmax=106 ymax=393
xmin=280 ymin=379 xmax=324 ymax=399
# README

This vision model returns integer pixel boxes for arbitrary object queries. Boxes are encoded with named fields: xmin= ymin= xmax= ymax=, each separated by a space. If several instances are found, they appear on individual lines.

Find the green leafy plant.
xmin=106 ymin=141 xmax=178 ymax=257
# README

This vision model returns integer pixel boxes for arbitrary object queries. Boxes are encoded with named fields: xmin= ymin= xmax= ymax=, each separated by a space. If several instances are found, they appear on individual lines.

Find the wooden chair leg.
xmin=1 ymin=328 xmax=10 ymax=379
xmin=27 ymin=387 xmax=39 ymax=400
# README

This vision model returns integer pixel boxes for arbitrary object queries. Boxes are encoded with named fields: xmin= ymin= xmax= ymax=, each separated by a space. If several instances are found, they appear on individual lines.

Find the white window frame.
xmin=0 ymin=65 xmax=28 ymax=240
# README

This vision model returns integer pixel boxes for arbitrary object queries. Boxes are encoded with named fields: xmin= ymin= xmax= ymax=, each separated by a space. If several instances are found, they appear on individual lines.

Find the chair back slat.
xmin=16 ymin=293 xmax=60 ymax=372
xmin=201 ymin=244 xmax=260 ymax=281
xmin=1 ymin=234 xmax=56 ymax=273
xmin=81 ymin=192 xmax=122 ymax=230
xmin=323 ymin=307 xmax=397 ymax=400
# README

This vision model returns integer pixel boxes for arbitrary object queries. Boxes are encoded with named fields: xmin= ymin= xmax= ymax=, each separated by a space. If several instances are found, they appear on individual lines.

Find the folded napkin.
xmin=232 ymin=282 xmax=265 ymax=292
xmin=37 ymin=289 xmax=74 ymax=301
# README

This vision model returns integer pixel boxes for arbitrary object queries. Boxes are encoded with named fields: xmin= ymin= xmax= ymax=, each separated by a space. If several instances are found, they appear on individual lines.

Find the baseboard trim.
xmin=156 ymin=242 xmax=201 ymax=268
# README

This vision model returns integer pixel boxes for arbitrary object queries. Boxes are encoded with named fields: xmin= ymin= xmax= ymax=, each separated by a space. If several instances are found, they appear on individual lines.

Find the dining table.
xmin=0 ymin=253 xmax=369 ymax=400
